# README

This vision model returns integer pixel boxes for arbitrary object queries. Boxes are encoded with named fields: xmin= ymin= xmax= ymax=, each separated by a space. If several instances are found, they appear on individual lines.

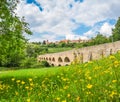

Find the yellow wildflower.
xmin=62 ymin=78 xmax=67 ymax=81
xmin=88 ymin=76 xmax=91 ymax=80
xmin=26 ymin=98 xmax=30 ymax=102
xmin=67 ymin=94 xmax=71 ymax=98
xmin=21 ymin=81 xmax=25 ymax=85
xmin=11 ymin=78 xmax=15 ymax=81
xmin=16 ymin=80 xmax=20 ymax=83
xmin=112 ymin=80 xmax=117 ymax=83
xmin=56 ymin=97 xmax=60 ymax=101
xmin=29 ymin=78 xmax=32 ymax=82
xmin=87 ymin=84 xmax=93 ymax=89
xmin=30 ymin=83 xmax=34 ymax=86
xmin=63 ymin=86 xmax=69 ymax=90
xmin=110 ymin=91 xmax=117 ymax=98
xmin=109 ymin=55 xmax=115 ymax=60
xmin=76 ymin=96 xmax=80 ymax=101
xmin=30 ymin=87 xmax=33 ymax=90
xmin=62 ymin=100 xmax=66 ymax=102
xmin=114 ymin=61 xmax=119 ymax=67
xmin=25 ymin=86 xmax=29 ymax=90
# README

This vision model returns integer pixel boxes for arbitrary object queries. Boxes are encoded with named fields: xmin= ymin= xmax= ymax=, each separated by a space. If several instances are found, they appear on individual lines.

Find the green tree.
xmin=112 ymin=17 xmax=120 ymax=41
xmin=0 ymin=0 xmax=32 ymax=67
xmin=92 ymin=34 xmax=109 ymax=45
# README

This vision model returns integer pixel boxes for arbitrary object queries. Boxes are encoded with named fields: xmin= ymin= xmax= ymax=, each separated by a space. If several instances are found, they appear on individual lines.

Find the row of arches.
xmin=39 ymin=48 xmax=115 ymax=66
xmin=39 ymin=56 xmax=70 ymax=63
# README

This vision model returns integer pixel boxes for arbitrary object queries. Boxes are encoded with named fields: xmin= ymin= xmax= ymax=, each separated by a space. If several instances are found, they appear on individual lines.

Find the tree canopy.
xmin=112 ymin=17 xmax=120 ymax=41
xmin=0 ymin=0 xmax=32 ymax=67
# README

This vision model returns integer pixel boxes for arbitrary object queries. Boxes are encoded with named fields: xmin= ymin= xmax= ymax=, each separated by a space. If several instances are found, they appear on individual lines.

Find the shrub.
xmin=40 ymin=61 xmax=50 ymax=67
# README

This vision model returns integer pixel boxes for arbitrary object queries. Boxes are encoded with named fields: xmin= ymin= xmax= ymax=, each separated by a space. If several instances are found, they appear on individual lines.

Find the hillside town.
xmin=44 ymin=38 xmax=90 ymax=45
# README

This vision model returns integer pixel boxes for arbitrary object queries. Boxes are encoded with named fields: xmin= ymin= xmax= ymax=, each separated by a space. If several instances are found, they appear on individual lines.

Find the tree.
xmin=92 ymin=34 xmax=109 ymax=45
xmin=0 ymin=0 xmax=32 ymax=67
xmin=112 ymin=17 xmax=120 ymax=41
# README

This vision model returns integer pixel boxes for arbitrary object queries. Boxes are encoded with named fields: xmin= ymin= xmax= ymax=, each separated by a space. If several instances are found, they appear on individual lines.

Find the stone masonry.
xmin=38 ymin=41 xmax=120 ymax=66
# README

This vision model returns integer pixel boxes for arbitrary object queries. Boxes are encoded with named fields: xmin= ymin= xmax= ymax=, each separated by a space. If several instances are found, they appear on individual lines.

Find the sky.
xmin=16 ymin=0 xmax=120 ymax=42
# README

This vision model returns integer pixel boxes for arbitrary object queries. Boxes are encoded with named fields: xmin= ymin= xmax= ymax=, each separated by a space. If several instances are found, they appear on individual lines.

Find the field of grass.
xmin=0 ymin=53 xmax=120 ymax=102
xmin=48 ymin=47 xmax=72 ymax=53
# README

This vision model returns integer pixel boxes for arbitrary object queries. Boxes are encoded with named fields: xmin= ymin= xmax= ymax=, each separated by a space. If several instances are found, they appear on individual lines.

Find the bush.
xmin=20 ymin=57 xmax=50 ymax=68
xmin=40 ymin=61 xmax=50 ymax=67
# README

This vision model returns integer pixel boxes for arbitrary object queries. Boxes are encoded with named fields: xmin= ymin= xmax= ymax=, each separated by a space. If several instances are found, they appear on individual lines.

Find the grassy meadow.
xmin=47 ymin=47 xmax=72 ymax=54
xmin=0 ymin=53 xmax=120 ymax=102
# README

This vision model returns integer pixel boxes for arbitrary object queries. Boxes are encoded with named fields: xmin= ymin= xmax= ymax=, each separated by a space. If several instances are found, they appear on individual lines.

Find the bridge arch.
xmin=49 ymin=57 xmax=51 ymax=61
xmin=51 ymin=64 xmax=54 ymax=66
xmin=58 ymin=64 xmax=61 ymax=66
xmin=46 ymin=57 xmax=48 ymax=61
xmin=52 ymin=57 xmax=55 ymax=62
xmin=64 ymin=57 xmax=70 ymax=62
xmin=58 ymin=57 xmax=63 ymax=62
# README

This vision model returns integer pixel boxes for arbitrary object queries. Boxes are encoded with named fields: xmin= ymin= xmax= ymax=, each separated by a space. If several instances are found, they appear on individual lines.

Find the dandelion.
xmin=114 ymin=61 xmax=119 ymax=67
xmin=61 ymin=100 xmax=66 ymax=102
xmin=63 ymin=86 xmax=69 ymax=90
xmin=16 ymin=80 xmax=20 ymax=83
xmin=11 ymin=78 xmax=15 ymax=81
xmin=25 ymin=86 xmax=29 ymax=90
xmin=26 ymin=98 xmax=30 ymax=102
xmin=88 ymin=76 xmax=91 ymax=80
xmin=30 ymin=83 xmax=34 ymax=86
xmin=56 ymin=97 xmax=60 ymax=101
xmin=30 ymin=87 xmax=33 ymax=90
xmin=109 ymin=91 xmax=117 ymax=98
xmin=67 ymin=94 xmax=71 ymax=98
xmin=29 ymin=78 xmax=32 ymax=82
xmin=87 ymin=84 xmax=93 ymax=89
xmin=112 ymin=80 xmax=117 ymax=83
xmin=76 ymin=96 xmax=80 ymax=101
xmin=109 ymin=55 xmax=116 ymax=60
xmin=21 ymin=81 xmax=25 ymax=85
xmin=63 ymin=78 xmax=67 ymax=81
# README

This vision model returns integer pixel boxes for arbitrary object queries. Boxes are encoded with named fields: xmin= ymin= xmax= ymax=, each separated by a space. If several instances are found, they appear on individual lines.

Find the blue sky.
xmin=16 ymin=0 xmax=120 ymax=42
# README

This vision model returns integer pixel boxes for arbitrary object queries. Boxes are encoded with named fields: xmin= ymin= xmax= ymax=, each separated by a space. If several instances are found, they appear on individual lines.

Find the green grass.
xmin=0 ymin=53 xmax=120 ymax=102
xmin=47 ymin=47 xmax=72 ymax=53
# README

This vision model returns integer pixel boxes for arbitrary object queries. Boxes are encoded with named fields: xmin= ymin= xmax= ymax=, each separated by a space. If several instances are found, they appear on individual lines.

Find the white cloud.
xmin=100 ymin=23 xmax=114 ymax=37
xmin=66 ymin=34 xmax=88 ymax=40
xmin=84 ymin=22 xmax=114 ymax=38
xmin=16 ymin=0 xmax=120 ymax=42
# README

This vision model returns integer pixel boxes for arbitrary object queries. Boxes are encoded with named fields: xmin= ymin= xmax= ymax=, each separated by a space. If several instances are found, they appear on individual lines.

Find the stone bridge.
xmin=38 ymin=41 xmax=120 ymax=66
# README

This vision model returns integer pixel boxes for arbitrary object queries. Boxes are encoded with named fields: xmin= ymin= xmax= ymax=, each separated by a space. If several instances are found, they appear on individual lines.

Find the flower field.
xmin=0 ymin=53 xmax=120 ymax=102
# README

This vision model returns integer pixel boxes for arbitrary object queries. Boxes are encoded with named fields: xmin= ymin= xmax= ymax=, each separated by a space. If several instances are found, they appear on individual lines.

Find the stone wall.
xmin=38 ymin=41 xmax=120 ymax=66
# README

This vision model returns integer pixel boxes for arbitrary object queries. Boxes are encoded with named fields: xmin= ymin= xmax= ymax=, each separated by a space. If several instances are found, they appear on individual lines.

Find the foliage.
xmin=31 ymin=34 xmax=110 ymax=56
xmin=91 ymin=34 xmax=109 ymax=45
xmin=26 ymin=44 xmax=48 ymax=58
xmin=0 ymin=52 xmax=120 ymax=101
xmin=40 ymin=61 xmax=50 ymax=67
xmin=20 ymin=57 xmax=50 ymax=68
xmin=0 ymin=0 xmax=32 ymax=67
xmin=112 ymin=17 xmax=120 ymax=41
